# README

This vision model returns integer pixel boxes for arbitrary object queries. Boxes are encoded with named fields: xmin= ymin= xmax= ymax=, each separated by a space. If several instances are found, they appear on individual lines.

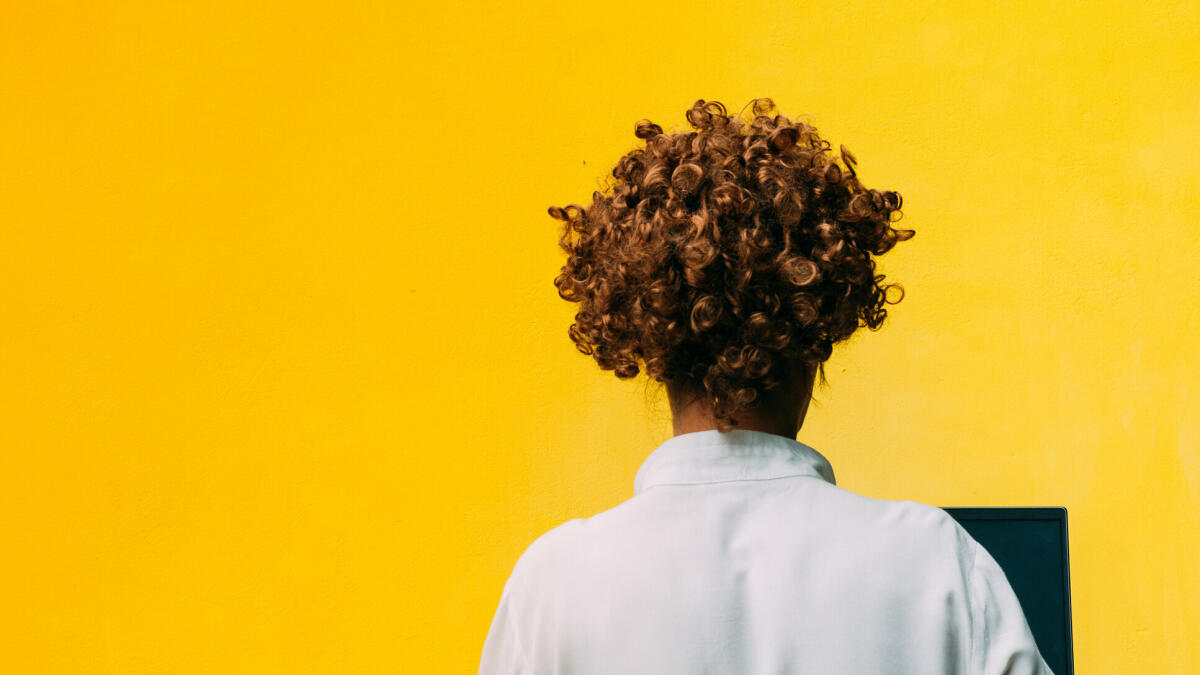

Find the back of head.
xmin=549 ymin=98 xmax=915 ymax=432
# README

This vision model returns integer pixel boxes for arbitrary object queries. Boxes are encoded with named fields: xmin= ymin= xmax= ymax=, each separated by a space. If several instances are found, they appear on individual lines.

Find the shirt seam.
xmin=656 ymin=440 xmax=813 ymax=452
xmin=967 ymin=537 xmax=982 ymax=674
xmin=502 ymin=583 xmax=534 ymax=672
xmin=639 ymin=472 xmax=829 ymax=492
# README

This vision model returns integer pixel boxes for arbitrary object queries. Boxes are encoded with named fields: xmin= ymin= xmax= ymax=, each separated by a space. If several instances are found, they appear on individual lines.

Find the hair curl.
xmin=550 ymin=98 xmax=915 ymax=432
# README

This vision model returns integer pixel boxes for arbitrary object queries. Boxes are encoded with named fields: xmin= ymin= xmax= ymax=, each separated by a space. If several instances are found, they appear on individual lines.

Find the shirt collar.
xmin=634 ymin=429 xmax=836 ymax=495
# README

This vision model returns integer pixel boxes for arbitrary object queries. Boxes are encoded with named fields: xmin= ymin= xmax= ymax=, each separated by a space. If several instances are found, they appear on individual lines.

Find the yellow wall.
xmin=3 ymin=1 xmax=1197 ymax=672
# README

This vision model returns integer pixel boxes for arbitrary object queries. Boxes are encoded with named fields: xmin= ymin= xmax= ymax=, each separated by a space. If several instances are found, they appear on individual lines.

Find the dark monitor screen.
xmin=942 ymin=507 xmax=1074 ymax=675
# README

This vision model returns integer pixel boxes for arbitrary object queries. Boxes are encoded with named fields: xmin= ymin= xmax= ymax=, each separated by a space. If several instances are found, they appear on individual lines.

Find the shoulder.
xmin=501 ymin=494 xmax=656 ymax=601
xmin=818 ymin=483 xmax=967 ymax=538
xmin=508 ymin=517 xmax=588 ymax=580
xmin=886 ymin=499 xmax=977 ymax=566
xmin=498 ymin=515 xmax=598 ymax=610
xmin=880 ymin=498 xmax=972 ymax=544
xmin=807 ymin=486 xmax=978 ymax=573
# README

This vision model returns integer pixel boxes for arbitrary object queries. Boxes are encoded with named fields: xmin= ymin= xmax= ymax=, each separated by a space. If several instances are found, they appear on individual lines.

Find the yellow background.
xmin=3 ymin=1 xmax=1197 ymax=672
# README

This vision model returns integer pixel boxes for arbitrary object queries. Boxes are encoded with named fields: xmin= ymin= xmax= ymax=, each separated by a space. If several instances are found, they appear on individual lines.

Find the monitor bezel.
xmin=941 ymin=507 xmax=1073 ymax=675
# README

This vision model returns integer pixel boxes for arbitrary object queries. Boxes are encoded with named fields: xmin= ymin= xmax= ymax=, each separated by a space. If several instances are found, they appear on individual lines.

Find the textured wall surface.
xmin=2 ymin=1 xmax=1197 ymax=672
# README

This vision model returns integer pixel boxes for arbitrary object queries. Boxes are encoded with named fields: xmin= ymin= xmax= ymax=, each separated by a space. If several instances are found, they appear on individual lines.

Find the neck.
xmin=667 ymin=362 xmax=817 ymax=439
xmin=671 ymin=408 xmax=801 ymax=438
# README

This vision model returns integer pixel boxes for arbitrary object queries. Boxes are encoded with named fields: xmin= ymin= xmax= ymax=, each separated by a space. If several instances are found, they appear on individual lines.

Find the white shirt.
xmin=480 ymin=429 xmax=1052 ymax=674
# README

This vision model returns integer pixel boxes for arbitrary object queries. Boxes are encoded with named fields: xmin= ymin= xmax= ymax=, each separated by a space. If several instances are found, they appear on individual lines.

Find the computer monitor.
xmin=942 ymin=507 xmax=1074 ymax=675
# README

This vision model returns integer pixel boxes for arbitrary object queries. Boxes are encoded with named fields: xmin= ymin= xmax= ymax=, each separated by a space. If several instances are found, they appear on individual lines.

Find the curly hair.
xmin=550 ymin=98 xmax=915 ymax=432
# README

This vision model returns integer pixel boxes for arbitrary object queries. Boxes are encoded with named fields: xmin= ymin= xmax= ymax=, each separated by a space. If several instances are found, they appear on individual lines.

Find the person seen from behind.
xmin=480 ymin=98 xmax=1052 ymax=674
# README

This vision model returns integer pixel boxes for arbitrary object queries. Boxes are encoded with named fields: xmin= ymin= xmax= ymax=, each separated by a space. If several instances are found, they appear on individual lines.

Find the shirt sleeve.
xmin=479 ymin=578 xmax=533 ymax=675
xmin=967 ymin=540 xmax=1055 ymax=675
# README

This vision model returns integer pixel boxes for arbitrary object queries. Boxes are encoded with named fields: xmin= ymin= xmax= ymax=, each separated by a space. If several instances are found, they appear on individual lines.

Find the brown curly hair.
xmin=550 ymin=98 xmax=915 ymax=432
